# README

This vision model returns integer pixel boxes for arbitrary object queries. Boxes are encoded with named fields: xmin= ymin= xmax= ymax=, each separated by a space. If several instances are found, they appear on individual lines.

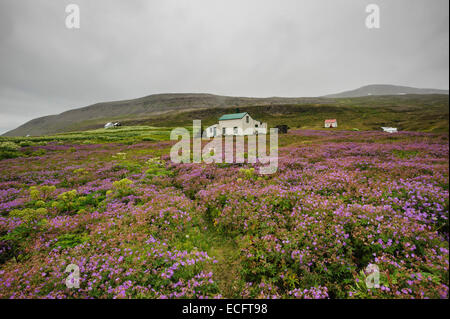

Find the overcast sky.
xmin=0 ymin=0 xmax=448 ymax=134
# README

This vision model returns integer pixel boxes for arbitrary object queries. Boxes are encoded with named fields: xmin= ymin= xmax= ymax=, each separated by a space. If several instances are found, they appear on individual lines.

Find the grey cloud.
xmin=0 ymin=0 xmax=448 ymax=134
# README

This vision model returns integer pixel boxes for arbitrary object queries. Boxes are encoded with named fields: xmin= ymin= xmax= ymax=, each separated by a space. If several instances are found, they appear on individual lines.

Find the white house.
xmin=104 ymin=122 xmax=121 ymax=129
xmin=104 ymin=122 xmax=114 ymax=129
xmin=324 ymin=119 xmax=338 ymax=128
xmin=205 ymin=112 xmax=267 ymax=137
xmin=381 ymin=127 xmax=398 ymax=133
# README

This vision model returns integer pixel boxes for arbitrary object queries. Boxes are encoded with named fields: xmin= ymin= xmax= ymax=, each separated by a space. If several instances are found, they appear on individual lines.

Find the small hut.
xmin=275 ymin=125 xmax=289 ymax=134
xmin=381 ymin=127 xmax=398 ymax=133
xmin=324 ymin=119 xmax=337 ymax=128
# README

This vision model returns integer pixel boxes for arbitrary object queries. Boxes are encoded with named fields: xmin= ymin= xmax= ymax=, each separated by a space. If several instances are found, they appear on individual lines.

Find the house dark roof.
xmin=219 ymin=112 xmax=248 ymax=121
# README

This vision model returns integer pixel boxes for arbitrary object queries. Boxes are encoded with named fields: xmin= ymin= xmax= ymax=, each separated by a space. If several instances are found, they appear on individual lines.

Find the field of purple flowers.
xmin=0 ymin=129 xmax=448 ymax=299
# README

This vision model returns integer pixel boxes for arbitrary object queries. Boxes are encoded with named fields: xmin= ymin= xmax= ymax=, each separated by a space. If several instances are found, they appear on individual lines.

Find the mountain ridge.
xmin=324 ymin=84 xmax=449 ymax=98
xmin=3 ymin=93 xmax=330 ymax=136
xmin=3 ymin=85 xmax=449 ymax=136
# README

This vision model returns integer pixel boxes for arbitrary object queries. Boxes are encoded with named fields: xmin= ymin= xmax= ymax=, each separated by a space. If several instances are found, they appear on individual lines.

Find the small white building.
xmin=104 ymin=122 xmax=121 ymax=129
xmin=104 ymin=122 xmax=114 ymax=129
xmin=205 ymin=112 xmax=267 ymax=137
xmin=324 ymin=119 xmax=338 ymax=128
xmin=381 ymin=127 xmax=398 ymax=133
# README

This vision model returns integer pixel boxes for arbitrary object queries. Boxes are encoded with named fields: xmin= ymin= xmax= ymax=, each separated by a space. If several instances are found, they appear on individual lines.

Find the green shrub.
xmin=57 ymin=190 xmax=78 ymax=202
xmin=143 ymin=158 xmax=173 ymax=182
xmin=0 ymin=150 xmax=20 ymax=160
xmin=30 ymin=185 xmax=56 ymax=201
xmin=239 ymin=167 xmax=256 ymax=180
xmin=0 ymin=225 xmax=32 ymax=263
xmin=35 ymin=200 xmax=46 ymax=208
xmin=392 ymin=149 xmax=419 ymax=159
xmin=9 ymin=208 xmax=48 ymax=222
xmin=54 ymin=233 xmax=89 ymax=249
xmin=19 ymin=141 xmax=32 ymax=147
xmin=32 ymin=149 xmax=47 ymax=157
xmin=0 ymin=142 xmax=20 ymax=151
xmin=56 ymin=190 xmax=85 ymax=213
xmin=73 ymin=168 xmax=87 ymax=175
xmin=111 ymin=178 xmax=135 ymax=197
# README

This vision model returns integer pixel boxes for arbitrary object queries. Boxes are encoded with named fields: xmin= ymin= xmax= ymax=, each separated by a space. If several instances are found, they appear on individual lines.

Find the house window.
xmin=233 ymin=127 xmax=238 ymax=134
xmin=213 ymin=127 xmax=216 ymax=136
xmin=255 ymin=124 xmax=258 ymax=128
xmin=246 ymin=116 xmax=249 ymax=123
xmin=222 ymin=128 xmax=226 ymax=135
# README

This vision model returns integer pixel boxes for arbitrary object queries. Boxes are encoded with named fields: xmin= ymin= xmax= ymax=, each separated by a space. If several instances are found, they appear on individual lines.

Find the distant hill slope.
xmin=122 ymin=94 xmax=449 ymax=133
xmin=3 ymin=88 xmax=449 ymax=136
xmin=3 ymin=94 xmax=329 ymax=136
xmin=324 ymin=84 xmax=449 ymax=98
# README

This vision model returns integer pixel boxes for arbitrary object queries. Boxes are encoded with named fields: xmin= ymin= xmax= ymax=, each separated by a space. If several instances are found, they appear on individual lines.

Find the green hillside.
xmin=99 ymin=94 xmax=450 ymax=133
xmin=3 ymin=94 xmax=449 ymax=136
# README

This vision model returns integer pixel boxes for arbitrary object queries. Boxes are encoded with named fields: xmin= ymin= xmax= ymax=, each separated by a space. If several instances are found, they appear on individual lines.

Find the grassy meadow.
xmin=74 ymin=95 xmax=450 ymax=133
xmin=0 ymin=121 xmax=448 ymax=298
xmin=6 ymin=94 xmax=447 ymax=137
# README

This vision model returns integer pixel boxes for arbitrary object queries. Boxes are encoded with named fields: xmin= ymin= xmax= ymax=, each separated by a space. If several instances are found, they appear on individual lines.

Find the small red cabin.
xmin=324 ymin=119 xmax=337 ymax=128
